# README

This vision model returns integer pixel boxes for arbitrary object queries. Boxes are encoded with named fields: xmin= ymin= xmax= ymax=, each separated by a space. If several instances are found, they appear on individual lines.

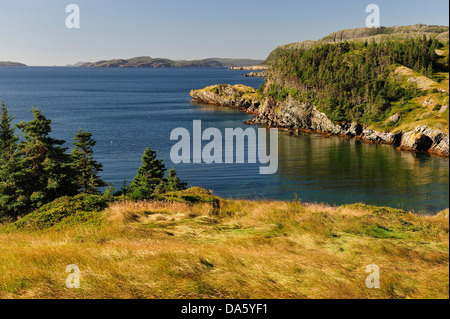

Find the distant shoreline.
xmin=79 ymin=57 xmax=264 ymax=68
xmin=0 ymin=61 xmax=27 ymax=67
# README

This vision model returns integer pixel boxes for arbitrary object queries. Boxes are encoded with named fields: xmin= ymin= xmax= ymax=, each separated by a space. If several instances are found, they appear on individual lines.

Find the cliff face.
xmin=251 ymin=96 xmax=449 ymax=156
xmin=190 ymin=85 xmax=449 ymax=157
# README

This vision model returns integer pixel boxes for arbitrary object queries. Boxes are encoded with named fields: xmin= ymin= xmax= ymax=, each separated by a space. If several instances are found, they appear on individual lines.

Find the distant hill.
xmin=266 ymin=24 xmax=449 ymax=64
xmin=65 ymin=61 xmax=88 ymax=67
xmin=0 ymin=61 xmax=27 ymax=67
xmin=80 ymin=57 xmax=264 ymax=68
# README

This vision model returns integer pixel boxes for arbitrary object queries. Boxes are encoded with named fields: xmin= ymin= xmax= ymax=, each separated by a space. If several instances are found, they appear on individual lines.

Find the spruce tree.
xmin=71 ymin=128 xmax=106 ymax=194
xmin=0 ymin=102 xmax=17 ymax=162
xmin=166 ymin=168 xmax=187 ymax=192
xmin=0 ymin=103 xmax=26 ymax=219
xmin=16 ymin=108 xmax=77 ymax=210
xmin=129 ymin=148 xmax=166 ymax=199
xmin=154 ymin=167 xmax=187 ymax=195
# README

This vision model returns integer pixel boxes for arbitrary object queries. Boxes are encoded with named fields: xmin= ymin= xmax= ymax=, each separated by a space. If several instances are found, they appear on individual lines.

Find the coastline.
xmin=190 ymin=84 xmax=450 ymax=158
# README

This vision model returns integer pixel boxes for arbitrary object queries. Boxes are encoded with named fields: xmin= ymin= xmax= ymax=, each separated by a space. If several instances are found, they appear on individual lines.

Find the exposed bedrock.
xmin=191 ymin=87 xmax=449 ymax=157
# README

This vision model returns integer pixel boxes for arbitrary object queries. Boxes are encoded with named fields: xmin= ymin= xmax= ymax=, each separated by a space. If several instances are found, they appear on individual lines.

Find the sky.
xmin=0 ymin=0 xmax=448 ymax=66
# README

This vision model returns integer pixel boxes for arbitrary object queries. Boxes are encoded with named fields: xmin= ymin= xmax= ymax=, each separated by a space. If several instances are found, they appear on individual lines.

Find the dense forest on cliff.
xmin=264 ymin=36 xmax=449 ymax=124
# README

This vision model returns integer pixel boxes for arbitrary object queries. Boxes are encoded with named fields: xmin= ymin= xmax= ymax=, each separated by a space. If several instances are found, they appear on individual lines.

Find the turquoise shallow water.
xmin=0 ymin=66 xmax=448 ymax=213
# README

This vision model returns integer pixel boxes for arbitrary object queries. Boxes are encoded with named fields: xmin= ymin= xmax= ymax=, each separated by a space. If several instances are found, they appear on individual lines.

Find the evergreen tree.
xmin=0 ymin=102 xmax=17 ymax=162
xmin=0 ymin=154 xmax=27 ymax=219
xmin=0 ymin=103 xmax=26 ymax=219
xmin=166 ymin=168 xmax=187 ymax=192
xmin=16 ymin=108 xmax=77 ymax=210
xmin=154 ymin=167 xmax=188 ymax=195
xmin=71 ymin=128 xmax=106 ymax=194
xmin=129 ymin=148 xmax=166 ymax=199
xmin=267 ymin=36 xmax=446 ymax=123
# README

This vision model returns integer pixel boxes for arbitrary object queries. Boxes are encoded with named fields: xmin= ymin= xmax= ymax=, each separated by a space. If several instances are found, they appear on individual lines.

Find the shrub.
xmin=9 ymin=194 xmax=110 ymax=230
xmin=342 ymin=203 xmax=407 ymax=215
xmin=157 ymin=187 xmax=221 ymax=207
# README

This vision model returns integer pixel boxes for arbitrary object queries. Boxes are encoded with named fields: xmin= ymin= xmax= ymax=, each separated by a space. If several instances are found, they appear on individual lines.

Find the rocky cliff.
xmin=229 ymin=66 xmax=269 ymax=71
xmin=190 ymin=24 xmax=449 ymax=158
xmin=191 ymin=85 xmax=449 ymax=157
xmin=244 ymin=71 xmax=266 ymax=77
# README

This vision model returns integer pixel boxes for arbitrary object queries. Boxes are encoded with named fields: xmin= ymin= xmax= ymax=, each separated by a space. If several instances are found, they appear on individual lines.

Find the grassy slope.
xmin=371 ymin=63 xmax=449 ymax=133
xmin=373 ymin=44 xmax=449 ymax=133
xmin=0 ymin=189 xmax=448 ymax=299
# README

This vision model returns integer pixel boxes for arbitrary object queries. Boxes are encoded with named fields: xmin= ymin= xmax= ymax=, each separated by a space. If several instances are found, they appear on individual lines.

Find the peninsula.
xmin=80 ymin=57 xmax=264 ymax=68
xmin=192 ymin=24 xmax=450 ymax=157
xmin=0 ymin=61 xmax=26 ymax=67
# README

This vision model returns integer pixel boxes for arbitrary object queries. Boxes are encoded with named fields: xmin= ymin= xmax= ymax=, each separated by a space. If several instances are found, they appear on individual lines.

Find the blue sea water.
xmin=0 ymin=66 xmax=448 ymax=213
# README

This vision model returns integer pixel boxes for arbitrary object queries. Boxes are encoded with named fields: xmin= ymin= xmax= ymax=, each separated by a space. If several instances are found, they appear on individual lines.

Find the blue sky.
xmin=0 ymin=0 xmax=448 ymax=66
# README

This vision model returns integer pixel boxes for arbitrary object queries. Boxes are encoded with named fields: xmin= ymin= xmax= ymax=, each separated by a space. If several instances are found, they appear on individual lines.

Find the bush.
xmin=342 ymin=203 xmax=407 ymax=215
xmin=433 ymin=104 xmax=442 ymax=111
xmin=157 ymin=187 xmax=221 ymax=206
xmin=9 ymin=194 xmax=110 ymax=231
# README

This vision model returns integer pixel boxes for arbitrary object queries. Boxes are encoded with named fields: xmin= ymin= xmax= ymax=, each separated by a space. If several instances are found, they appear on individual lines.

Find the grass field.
xmin=0 ymin=189 xmax=448 ymax=299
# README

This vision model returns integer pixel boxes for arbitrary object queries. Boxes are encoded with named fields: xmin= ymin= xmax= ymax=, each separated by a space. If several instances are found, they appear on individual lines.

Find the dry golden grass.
xmin=0 ymin=199 xmax=448 ymax=299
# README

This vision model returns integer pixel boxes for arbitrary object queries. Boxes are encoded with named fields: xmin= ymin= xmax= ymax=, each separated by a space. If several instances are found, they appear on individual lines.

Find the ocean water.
xmin=0 ymin=67 xmax=448 ymax=213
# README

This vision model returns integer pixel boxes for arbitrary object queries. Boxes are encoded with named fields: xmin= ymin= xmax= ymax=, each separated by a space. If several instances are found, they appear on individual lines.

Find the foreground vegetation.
xmin=0 ymin=104 xmax=187 ymax=221
xmin=0 ymin=188 xmax=448 ymax=299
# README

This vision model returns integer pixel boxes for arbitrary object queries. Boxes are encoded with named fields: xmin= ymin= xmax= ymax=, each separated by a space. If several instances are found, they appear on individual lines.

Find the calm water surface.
xmin=0 ymin=67 xmax=448 ymax=213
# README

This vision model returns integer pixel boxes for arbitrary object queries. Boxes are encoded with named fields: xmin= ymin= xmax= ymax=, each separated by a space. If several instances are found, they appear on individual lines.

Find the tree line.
xmin=0 ymin=103 xmax=186 ymax=220
xmin=265 ymin=36 xmax=447 ymax=123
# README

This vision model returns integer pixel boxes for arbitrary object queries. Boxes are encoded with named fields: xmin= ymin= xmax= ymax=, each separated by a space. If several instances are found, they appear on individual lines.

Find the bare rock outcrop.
xmin=398 ymin=125 xmax=449 ymax=156
xmin=190 ymin=84 xmax=261 ymax=114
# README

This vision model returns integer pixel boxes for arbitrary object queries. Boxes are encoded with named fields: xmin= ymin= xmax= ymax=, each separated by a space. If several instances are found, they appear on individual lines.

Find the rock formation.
xmin=191 ymin=85 xmax=449 ymax=157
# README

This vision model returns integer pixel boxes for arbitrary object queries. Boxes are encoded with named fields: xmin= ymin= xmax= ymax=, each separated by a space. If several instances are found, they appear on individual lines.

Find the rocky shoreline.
xmin=244 ymin=71 xmax=266 ymax=78
xmin=190 ymin=84 xmax=449 ymax=158
xmin=228 ymin=65 xmax=269 ymax=71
